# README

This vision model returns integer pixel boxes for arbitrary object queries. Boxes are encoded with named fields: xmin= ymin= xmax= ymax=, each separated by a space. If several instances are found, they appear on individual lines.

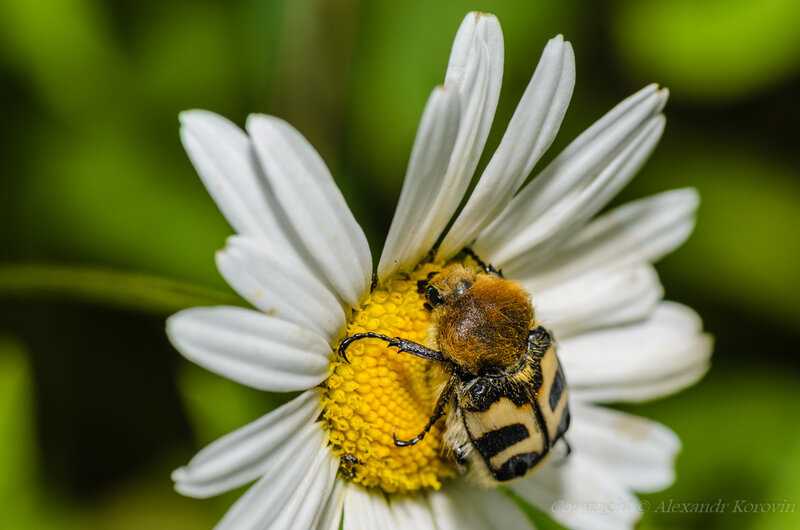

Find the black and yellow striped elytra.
xmin=337 ymin=256 xmax=571 ymax=485
xmin=451 ymin=326 xmax=570 ymax=483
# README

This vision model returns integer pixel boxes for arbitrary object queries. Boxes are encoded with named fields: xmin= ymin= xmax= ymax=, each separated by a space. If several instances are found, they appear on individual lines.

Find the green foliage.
xmin=0 ymin=338 xmax=82 ymax=529
xmin=632 ymin=364 xmax=800 ymax=530
xmin=626 ymin=141 xmax=800 ymax=327
xmin=178 ymin=363 xmax=290 ymax=445
xmin=348 ymin=0 xmax=578 ymax=196
xmin=755 ymin=436 xmax=800 ymax=530
xmin=0 ymin=337 xmax=38 ymax=527
xmin=613 ymin=0 xmax=800 ymax=101
xmin=0 ymin=264 xmax=242 ymax=315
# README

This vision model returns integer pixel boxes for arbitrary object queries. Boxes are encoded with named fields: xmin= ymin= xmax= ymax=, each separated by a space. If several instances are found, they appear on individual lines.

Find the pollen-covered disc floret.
xmin=321 ymin=263 xmax=456 ymax=493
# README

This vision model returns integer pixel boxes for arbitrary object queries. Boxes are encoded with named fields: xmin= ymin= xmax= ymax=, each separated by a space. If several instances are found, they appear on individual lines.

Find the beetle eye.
xmin=469 ymin=380 xmax=486 ymax=400
xmin=425 ymin=285 xmax=444 ymax=307
xmin=453 ymin=280 xmax=471 ymax=297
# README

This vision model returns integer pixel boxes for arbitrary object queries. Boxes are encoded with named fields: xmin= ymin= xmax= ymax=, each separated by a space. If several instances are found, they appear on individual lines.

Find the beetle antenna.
xmin=462 ymin=247 xmax=503 ymax=276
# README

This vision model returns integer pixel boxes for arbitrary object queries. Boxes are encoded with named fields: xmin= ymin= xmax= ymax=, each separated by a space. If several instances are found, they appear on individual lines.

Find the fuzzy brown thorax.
xmin=428 ymin=265 xmax=533 ymax=375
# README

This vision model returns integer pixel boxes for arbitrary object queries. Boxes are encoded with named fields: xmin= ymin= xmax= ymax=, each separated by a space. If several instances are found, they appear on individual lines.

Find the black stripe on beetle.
xmin=473 ymin=423 xmax=529 ymax=459
xmin=555 ymin=406 xmax=571 ymax=441
xmin=462 ymin=378 xmax=529 ymax=412
xmin=549 ymin=363 xmax=566 ymax=412
xmin=493 ymin=452 xmax=544 ymax=481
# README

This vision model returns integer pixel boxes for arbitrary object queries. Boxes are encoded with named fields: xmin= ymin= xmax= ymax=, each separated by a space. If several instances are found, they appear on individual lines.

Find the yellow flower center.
xmin=321 ymin=263 xmax=457 ymax=493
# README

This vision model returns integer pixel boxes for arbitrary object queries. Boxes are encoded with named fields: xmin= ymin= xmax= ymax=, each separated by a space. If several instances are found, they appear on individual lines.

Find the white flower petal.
xmin=428 ymin=488 xmax=477 ymax=530
xmin=379 ymin=13 xmax=503 ymax=280
xmin=571 ymin=403 xmax=680 ymax=493
xmin=217 ymin=236 xmax=346 ymax=341
xmin=344 ymin=485 xmax=398 ymax=530
xmin=533 ymin=264 xmax=663 ymax=338
xmin=313 ymin=479 xmax=345 ymax=530
xmin=572 ymin=355 xmax=711 ymax=404
xmin=512 ymin=452 xmax=641 ymax=530
xmin=444 ymin=13 xmax=503 ymax=182
xmin=446 ymin=12 xmax=503 ymax=105
xmin=513 ymin=188 xmax=699 ymax=288
xmin=476 ymin=85 xmax=668 ymax=269
xmin=167 ymin=306 xmax=330 ymax=392
xmin=485 ymin=120 xmax=667 ymax=274
xmin=528 ymin=116 xmax=665 ymax=258
xmin=180 ymin=110 xmax=297 ymax=249
xmin=271 ymin=447 xmax=339 ymax=530
xmin=377 ymin=87 xmax=460 ymax=280
xmin=215 ymin=426 xmax=334 ymax=529
xmin=429 ymin=482 xmax=532 ymax=530
xmin=438 ymin=34 xmax=575 ymax=261
xmin=342 ymin=485 xmax=370 ymax=530
xmin=172 ymin=390 xmax=320 ymax=498
xmin=247 ymin=115 xmax=372 ymax=307
xmin=389 ymin=494 xmax=438 ymax=530
xmin=561 ymin=302 xmax=713 ymax=403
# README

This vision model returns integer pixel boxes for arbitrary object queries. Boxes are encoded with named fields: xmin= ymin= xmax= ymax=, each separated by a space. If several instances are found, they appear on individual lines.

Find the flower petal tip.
xmin=170 ymin=467 xmax=187 ymax=483
xmin=179 ymin=109 xmax=227 ymax=128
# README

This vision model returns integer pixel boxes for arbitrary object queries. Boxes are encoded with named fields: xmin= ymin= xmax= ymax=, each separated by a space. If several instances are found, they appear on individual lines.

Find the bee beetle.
xmin=338 ymin=250 xmax=571 ymax=485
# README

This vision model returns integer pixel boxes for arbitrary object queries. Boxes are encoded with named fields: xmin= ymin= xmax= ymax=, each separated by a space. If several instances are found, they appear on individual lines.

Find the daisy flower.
xmin=167 ymin=11 xmax=712 ymax=530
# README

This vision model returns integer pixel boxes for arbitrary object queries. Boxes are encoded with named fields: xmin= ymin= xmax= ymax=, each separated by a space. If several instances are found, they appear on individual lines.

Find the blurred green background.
xmin=1 ymin=0 xmax=798 ymax=529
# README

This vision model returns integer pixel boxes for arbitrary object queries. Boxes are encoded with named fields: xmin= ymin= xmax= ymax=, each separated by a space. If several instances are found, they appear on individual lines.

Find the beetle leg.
xmin=394 ymin=376 xmax=456 ymax=447
xmin=337 ymin=332 xmax=446 ymax=363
